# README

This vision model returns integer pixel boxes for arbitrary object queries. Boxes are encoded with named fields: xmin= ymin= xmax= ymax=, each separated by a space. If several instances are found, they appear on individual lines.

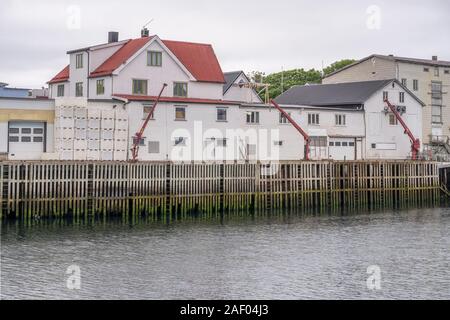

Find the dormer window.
xmin=173 ymin=82 xmax=188 ymax=97
xmin=76 ymin=53 xmax=83 ymax=69
xmin=147 ymin=51 xmax=162 ymax=67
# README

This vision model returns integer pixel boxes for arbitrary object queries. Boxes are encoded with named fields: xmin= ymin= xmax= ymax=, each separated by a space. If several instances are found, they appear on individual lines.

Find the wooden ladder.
xmin=440 ymin=184 xmax=450 ymax=197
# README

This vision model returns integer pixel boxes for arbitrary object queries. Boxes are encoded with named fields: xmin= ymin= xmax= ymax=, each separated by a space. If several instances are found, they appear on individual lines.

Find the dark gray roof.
xmin=275 ymin=80 xmax=394 ymax=107
xmin=324 ymin=54 xmax=450 ymax=78
xmin=223 ymin=71 xmax=243 ymax=94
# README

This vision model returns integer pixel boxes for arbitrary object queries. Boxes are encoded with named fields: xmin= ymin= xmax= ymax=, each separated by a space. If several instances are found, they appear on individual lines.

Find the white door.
xmin=329 ymin=138 xmax=356 ymax=161
xmin=8 ymin=122 xmax=45 ymax=160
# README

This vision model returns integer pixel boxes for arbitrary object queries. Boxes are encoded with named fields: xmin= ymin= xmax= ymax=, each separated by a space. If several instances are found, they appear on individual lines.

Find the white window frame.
xmin=173 ymin=82 xmax=188 ymax=97
xmin=147 ymin=51 xmax=162 ymax=67
xmin=175 ymin=106 xmax=186 ymax=121
xmin=335 ymin=114 xmax=346 ymax=126
xmin=57 ymin=84 xmax=64 ymax=97
xmin=75 ymin=53 xmax=83 ymax=69
xmin=399 ymin=92 xmax=405 ymax=103
xmin=308 ymin=113 xmax=320 ymax=125
xmin=216 ymin=107 xmax=227 ymax=122
xmin=132 ymin=79 xmax=148 ymax=95
xmin=246 ymin=111 xmax=260 ymax=124
xmin=75 ymin=82 xmax=83 ymax=97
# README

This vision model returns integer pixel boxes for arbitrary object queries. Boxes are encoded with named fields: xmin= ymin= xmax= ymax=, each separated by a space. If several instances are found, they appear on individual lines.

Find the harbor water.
xmin=1 ymin=206 xmax=449 ymax=300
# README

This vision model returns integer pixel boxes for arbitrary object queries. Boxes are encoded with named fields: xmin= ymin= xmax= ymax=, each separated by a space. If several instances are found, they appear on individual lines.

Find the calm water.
xmin=1 ymin=207 xmax=449 ymax=300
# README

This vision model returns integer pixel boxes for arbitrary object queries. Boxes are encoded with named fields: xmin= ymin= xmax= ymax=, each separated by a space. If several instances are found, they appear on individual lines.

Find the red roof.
xmin=163 ymin=40 xmax=225 ymax=83
xmin=89 ymin=36 xmax=225 ymax=83
xmin=113 ymin=94 xmax=239 ymax=105
xmin=89 ymin=37 xmax=153 ymax=78
xmin=48 ymin=65 xmax=69 ymax=84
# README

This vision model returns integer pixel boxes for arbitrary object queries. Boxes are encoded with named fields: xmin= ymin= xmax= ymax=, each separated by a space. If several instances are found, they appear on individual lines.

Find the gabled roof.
xmin=324 ymin=54 xmax=450 ymax=79
xmin=223 ymin=71 xmax=243 ymax=94
xmin=89 ymin=37 xmax=152 ymax=78
xmin=275 ymin=79 xmax=425 ymax=107
xmin=89 ymin=36 xmax=225 ymax=83
xmin=48 ymin=65 xmax=70 ymax=84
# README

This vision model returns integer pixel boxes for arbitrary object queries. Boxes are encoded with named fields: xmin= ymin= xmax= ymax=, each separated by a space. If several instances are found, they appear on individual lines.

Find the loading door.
xmin=329 ymin=137 xmax=356 ymax=161
xmin=8 ymin=121 xmax=46 ymax=160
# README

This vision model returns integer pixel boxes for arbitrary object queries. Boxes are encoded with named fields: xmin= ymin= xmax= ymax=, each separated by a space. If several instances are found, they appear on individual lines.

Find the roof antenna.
xmin=141 ymin=19 xmax=154 ymax=37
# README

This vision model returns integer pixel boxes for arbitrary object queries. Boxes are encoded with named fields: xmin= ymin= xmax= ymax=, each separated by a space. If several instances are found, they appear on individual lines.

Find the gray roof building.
xmin=274 ymin=79 xmax=425 ymax=108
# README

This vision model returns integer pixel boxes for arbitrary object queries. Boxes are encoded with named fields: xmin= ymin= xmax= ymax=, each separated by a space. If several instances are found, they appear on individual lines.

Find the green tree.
xmin=322 ymin=59 xmax=356 ymax=76
xmin=248 ymin=69 xmax=322 ymax=101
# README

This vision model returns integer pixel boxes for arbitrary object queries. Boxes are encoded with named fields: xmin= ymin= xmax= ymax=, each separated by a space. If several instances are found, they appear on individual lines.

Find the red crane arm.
xmin=270 ymin=99 xmax=311 ymax=160
xmin=384 ymin=98 xmax=420 ymax=160
xmin=131 ymin=83 xmax=167 ymax=161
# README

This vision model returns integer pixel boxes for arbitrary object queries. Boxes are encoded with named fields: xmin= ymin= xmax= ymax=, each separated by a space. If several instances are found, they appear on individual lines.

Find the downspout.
xmin=362 ymin=104 xmax=366 ymax=160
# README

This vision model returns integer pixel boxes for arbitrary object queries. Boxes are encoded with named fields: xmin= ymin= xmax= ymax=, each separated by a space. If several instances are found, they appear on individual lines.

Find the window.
xmin=279 ymin=112 xmax=291 ymax=124
xmin=9 ymin=136 xmax=19 ymax=142
xmin=173 ymin=82 xmax=188 ymax=97
xmin=308 ymin=113 xmax=319 ymax=125
xmin=33 ymin=128 xmax=43 ymax=134
xmin=431 ymin=81 xmax=443 ymax=124
xmin=349 ymin=142 xmax=355 ymax=147
xmin=148 ymin=141 xmax=160 ymax=154
xmin=75 ymin=82 xmax=83 ymax=97
xmin=21 ymin=136 xmax=31 ymax=142
xmin=217 ymin=108 xmax=227 ymax=121
xmin=310 ymin=136 xmax=327 ymax=147
xmin=432 ymin=105 xmax=442 ymax=124
xmin=22 ymin=128 xmax=31 ymax=134
xmin=147 ymin=51 xmax=162 ymax=67
xmin=389 ymin=114 xmax=398 ymax=125
xmin=401 ymin=78 xmax=407 ymax=87
xmin=424 ymin=67 xmax=429 ymax=72
xmin=132 ymin=79 xmax=148 ymax=95
xmin=273 ymin=141 xmax=283 ymax=146
xmin=216 ymin=138 xmax=227 ymax=147
xmin=445 ymin=70 xmax=450 ymax=74
xmin=246 ymin=111 xmax=260 ymax=124
xmin=174 ymin=137 xmax=187 ymax=146
xmin=342 ymin=142 xmax=348 ymax=147
xmin=76 ymin=53 xmax=83 ymax=69
xmin=175 ymin=106 xmax=186 ymax=120
xmin=57 ymin=84 xmax=64 ymax=97
xmin=434 ymin=67 xmax=439 ymax=77
xmin=413 ymin=79 xmax=419 ymax=91
xmin=335 ymin=114 xmax=346 ymax=126
xmin=9 ymin=128 xmax=19 ymax=134
xmin=33 ymin=136 xmax=43 ymax=142
xmin=335 ymin=142 xmax=341 ymax=147
xmin=329 ymin=142 xmax=334 ymax=146
xmin=143 ymin=105 xmax=155 ymax=120
xmin=383 ymin=91 xmax=389 ymax=101
xmin=96 ymin=79 xmax=105 ymax=95
xmin=399 ymin=92 xmax=405 ymax=103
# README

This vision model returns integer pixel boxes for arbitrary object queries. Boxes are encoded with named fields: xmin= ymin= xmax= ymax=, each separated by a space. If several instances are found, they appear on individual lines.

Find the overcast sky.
xmin=1 ymin=0 xmax=449 ymax=88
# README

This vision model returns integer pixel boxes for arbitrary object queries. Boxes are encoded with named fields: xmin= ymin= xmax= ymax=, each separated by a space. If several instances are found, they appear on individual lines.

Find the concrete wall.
xmin=397 ymin=62 xmax=450 ymax=143
xmin=322 ymin=57 xmax=396 ymax=84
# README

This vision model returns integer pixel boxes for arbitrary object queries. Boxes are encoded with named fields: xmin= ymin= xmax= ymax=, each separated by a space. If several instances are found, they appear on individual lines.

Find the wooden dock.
xmin=0 ymin=160 xmax=441 ymax=220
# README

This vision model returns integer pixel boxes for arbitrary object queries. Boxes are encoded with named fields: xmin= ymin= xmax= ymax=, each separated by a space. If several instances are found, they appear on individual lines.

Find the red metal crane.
xmin=270 ymin=99 xmax=311 ymax=160
xmin=130 ymin=83 xmax=168 ymax=162
xmin=384 ymin=98 xmax=420 ymax=160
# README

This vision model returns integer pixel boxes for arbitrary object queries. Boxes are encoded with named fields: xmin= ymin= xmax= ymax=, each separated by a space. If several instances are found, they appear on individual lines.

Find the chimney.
xmin=432 ymin=55 xmax=438 ymax=61
xmin=108 ymin=31 xmax=119 ymax=43
xmin=141 ymin=27 xmax=150 ymax=37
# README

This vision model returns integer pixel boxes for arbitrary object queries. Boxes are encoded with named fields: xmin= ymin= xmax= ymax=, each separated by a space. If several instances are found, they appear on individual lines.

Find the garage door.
xmin=8 ymin=122 xmax=45 ymax=160
xmin=329 ymin=138 xmax=355 ymax=161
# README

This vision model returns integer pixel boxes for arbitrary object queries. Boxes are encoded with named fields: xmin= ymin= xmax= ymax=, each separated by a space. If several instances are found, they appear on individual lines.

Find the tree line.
xmin=247 ymin=59 xmax=355 ymax=100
